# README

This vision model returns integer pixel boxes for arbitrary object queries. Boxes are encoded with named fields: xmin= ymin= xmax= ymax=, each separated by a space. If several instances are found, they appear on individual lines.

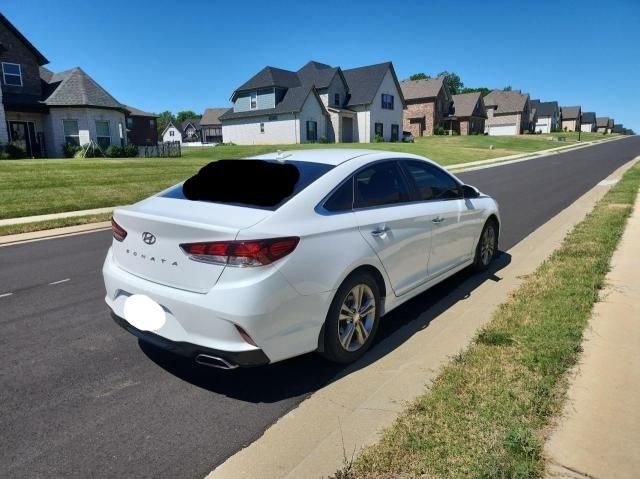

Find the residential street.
xmin=1 ymin=137 xmax=640 ymax=479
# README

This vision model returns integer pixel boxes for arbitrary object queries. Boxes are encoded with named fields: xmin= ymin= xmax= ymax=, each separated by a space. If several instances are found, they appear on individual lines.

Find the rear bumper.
xmin=111 ymin=311 xmax=270 ymax=367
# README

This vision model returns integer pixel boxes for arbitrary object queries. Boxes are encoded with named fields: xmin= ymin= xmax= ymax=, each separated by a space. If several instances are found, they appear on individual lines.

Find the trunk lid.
xmin=111 ymin=197 xmax=271 ymax=293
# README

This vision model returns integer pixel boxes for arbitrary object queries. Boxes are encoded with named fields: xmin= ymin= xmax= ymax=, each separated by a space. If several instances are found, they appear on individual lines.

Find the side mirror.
xmin=462 ymin=184 xmax=480 ymax=198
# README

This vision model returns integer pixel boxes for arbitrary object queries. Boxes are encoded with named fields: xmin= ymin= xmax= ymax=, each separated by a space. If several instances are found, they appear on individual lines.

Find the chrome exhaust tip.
xmin=195 ymin=354 xmax=239 ymax=370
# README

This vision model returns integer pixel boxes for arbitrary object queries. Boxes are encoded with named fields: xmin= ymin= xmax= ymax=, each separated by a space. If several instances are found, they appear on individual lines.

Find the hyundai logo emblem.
xmin=142 ymin=232 xmax=157 ymax=245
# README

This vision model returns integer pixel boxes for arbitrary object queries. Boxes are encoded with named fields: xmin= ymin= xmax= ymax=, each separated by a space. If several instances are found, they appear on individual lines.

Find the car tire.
xmin=473 ymin=218 xmax=498 ymax=271
xmin=320 ymin=271 xmax=381 ymax=364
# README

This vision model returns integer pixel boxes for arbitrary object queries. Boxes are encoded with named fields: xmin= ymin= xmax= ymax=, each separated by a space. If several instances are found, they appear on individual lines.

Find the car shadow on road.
xmin=140 ymin=251 xmax=511 ymax=403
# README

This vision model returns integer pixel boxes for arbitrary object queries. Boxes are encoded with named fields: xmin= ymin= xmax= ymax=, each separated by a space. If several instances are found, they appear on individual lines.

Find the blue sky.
xmin=4 ymin=0 xmax=639 ymax=131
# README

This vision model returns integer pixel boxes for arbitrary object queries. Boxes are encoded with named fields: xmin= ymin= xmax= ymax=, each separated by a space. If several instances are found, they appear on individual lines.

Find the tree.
xmin=155 ymin=110 xmax=175 ymax=136
xmin=437 ymin=71 xmax=464 ymax=95
xmin=176 ymin=110 xmax=200 ymax=124
xmin=408 ymin=72 xmax=429 ymax=81
xmin=461 ymin=87 xmax=491 ymax=97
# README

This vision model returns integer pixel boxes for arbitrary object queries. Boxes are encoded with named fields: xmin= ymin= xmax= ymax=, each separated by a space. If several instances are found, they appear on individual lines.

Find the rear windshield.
xmin=162 ymin=159 xmax=333 ymax=210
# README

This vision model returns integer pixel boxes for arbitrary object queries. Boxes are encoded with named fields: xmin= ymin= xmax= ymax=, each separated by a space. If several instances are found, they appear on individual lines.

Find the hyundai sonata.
xmin=103 ymin=149 xmax=500 ymax=368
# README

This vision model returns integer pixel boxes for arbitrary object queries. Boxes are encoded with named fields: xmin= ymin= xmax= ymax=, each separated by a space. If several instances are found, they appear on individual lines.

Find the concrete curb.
xmin=0 ymin=221 xmax=111 ymax=247
xmin=206 ymin=157 xmax=639 ymax=479
xmin=0 ymin=206 xmax=119 ymax=227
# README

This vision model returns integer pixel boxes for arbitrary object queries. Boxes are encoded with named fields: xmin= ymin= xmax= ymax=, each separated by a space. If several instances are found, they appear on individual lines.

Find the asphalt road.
xmin=2 ymin=137 xmax=639 ymax=479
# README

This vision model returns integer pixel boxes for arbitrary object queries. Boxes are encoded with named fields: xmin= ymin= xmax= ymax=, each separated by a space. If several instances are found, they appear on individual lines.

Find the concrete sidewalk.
xmin=545 ymin=191 xmax=640 ymax=478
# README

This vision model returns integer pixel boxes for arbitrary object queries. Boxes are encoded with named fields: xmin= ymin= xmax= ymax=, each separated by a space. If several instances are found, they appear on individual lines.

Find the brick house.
xmin=124 ymin=105 xmax=158 ymax=146
xmin=561 ymin=106 xmax=582 ymax=132
xmin=596 ymin=117 xmax=612 ymax=134
xmin=483 ymin=90 xmax=531 ymax=135
xmin=400 ymin=77 xmax=451 ymax=136
xmin=0 ymin=13 xmax=148 ymax=157
xmin=441 ymin=91 xmax=486 ymax=135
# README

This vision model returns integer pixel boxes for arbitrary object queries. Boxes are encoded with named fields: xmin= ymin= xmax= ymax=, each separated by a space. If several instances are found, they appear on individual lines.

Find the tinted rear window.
xmin=162 ymin=159 xmax=333 ymax=210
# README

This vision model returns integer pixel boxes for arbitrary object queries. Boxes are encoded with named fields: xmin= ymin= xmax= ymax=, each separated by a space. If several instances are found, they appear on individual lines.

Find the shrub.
xmin=318 ymin=136 xmax=330 ymax=144
xmin=216 ymin=142 xmax=236 ymax=147
xmin=434 ymin=124 xmax=446 ymax=135
xmin=63 ymin=143 xmax=81 ymax=158
xmin=2 ymin=142 xmax=27 ymax=159
xmin=74 ymin=143 xmax=103 ymax=158
xmin=373 ymin=134 xmax=384 ymax=143
xmin=122 ymin=143 xmax=139 ymax=157
xmin=105 ymin=145 xmax=123 ymax=158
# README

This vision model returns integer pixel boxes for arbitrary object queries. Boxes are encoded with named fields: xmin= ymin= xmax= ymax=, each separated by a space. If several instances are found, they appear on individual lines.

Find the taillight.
xmin=180 ymin=237 xmax=299 ymax=267
xmin=111 ymin=218 xmax=127 ymax=242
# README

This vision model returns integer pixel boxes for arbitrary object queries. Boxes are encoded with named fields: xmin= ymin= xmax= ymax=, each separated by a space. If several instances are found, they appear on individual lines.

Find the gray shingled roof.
xmin=163 ymin=121 xmax=183 ymax=136
xmin=484 ymin=90 xmax=529 ymax=114
xmin=581 ymin=112 xmax=596 ymax=124
xmin=343 ymin=62 xmax=401 ymax=106
xmin=297 ymin=61 xmax=340 ymax=89
xmin=400 ymin=77 xmax=445 ymax=100
xmin=234 ymin=66 xmax=301 ymax=95
xmin=182 ymin=118 xmax=201 ymax=130
xmin=596 ymin=117 xmax=610 ymax=127
xmin=124 ymin=105 xmax=157 ymax=117
xmin=612 ymin=124 xmax=624 ymax=133
xmin=561 ymin=106 xmax=581 ymax=120
xmin=44 ymin=67 xmax=123 ymax=109
xmin=450 ymin=91 xmax=485 ymax=118
xmin=608 ymin=118 xmax=614 ymax=128
xmin=220 ymin=86 xmax=325 ymax=121
xmin=200 ymin=108 xmax=228 ymax=125
xmin=530 ymin=99 xmax=559 ymax=117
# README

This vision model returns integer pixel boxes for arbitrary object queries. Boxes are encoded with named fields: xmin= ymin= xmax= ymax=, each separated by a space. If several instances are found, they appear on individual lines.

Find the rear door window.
xmin=401 ymin=160 xmax=462 ymax=201
xmin=353 ymin=161 xmax=411 ymax=208
xmin=163 ymin=159 xmax=333 ymax=210
xmin=323 ymin=178 xmax=354 ymax=212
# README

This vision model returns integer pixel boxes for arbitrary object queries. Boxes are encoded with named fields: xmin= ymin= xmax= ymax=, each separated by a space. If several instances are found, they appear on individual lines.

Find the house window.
xmin=260 ymin=123 xmax=265 ymax=133
xmin=306 ymin=121 xmax=317 ymax=142
xmin=391 ymin=124 xmax=399 ymax=141
xmin=2 ymin=62 xmax=22 ymax=86
xmin=268 ymin=115 xmax=278 ymax=121
xmin=381 ymin=94 xmax=394 ymax=110
xmin=95 ymin=120 xmax=111 ymax=149
xmin=126 ymin=117 xmax=133 ymax=128
xmin=169 ymin=130 xmax=174 ymax=137
xmin=250 ymin=91 xmax=257 ymax=109
xmin=63 ymin=120 xmax=80 ymax=146
xmin=375 ymin=122 xmax=383 ymax=138
xmin=334 ymin=93 xmax=340 ymax=106
xmin=149 ymin=119 xmax=155 ymax=128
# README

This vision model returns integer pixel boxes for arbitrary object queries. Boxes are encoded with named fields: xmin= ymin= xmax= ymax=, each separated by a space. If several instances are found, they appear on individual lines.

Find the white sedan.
xmin=103 ymin=149 xmax=500 ymax=368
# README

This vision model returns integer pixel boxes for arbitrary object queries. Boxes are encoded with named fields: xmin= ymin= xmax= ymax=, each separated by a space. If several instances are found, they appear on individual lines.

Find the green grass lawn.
xmin=0 ymin=133 xmax=616 ymax=220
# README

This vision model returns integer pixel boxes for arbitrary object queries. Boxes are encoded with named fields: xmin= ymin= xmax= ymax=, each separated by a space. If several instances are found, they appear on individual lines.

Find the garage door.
xmin=488 ymin=124 xmax=517 ymax=136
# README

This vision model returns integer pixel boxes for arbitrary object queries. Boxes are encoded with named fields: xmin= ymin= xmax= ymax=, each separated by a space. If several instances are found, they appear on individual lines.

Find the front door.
xmin=8 ymin=121 xmax=39 ymax=157
xmin=341 ymin=117 xmax=353 ymax=143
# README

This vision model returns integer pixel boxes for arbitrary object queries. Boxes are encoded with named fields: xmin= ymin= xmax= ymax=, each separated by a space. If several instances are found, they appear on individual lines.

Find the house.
xmin=200 ymin=107 xmax=226 ymax=143
xmin=440 ymin=91 xmax=486 ymax=135
xmin=580 ymin=112 xmax=597 ymax=132
xmin=220 ymin=60 xmax=405 ymax=144
xmin=483 ymin=90 xmax=531 ymax=135
xmin=530 ymin=99 xmax=560 ymax=133
xmin=596 ymin=117 xmax=611 ymax=133
xmin=400 ymin=77 xmax=451 ymax=136
xmin=612 ymin=124 xmax=625 ymax=134
xmin=124 ymin=105 xmax=158 ymax=146
xmin=561 ymin=106 xmax=581 ymax=132
xmin=0 ymin=13 xmax=128 ymax=157
xmin=608 ymin=118 xmax=615 ymax=132
xmin=162 ymin=121 xmax=182 ymax=143
xmin=181 ymin=118 xmax=201 ymax=142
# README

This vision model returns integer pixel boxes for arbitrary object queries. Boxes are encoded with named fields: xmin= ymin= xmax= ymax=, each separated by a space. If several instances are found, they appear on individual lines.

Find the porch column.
xmin=0 ymin=88 xmax=9 ymax=144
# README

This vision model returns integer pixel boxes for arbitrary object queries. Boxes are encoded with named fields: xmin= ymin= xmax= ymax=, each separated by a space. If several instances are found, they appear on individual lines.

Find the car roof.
xmin=248 ymin=148 xmax=384 ymax=166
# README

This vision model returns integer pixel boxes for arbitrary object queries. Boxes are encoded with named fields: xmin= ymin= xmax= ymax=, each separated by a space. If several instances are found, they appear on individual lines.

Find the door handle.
xmin=432 ymin=216 xmax=445 ymax=224
xmin=371 ymin=226 xmax=390 ymax=237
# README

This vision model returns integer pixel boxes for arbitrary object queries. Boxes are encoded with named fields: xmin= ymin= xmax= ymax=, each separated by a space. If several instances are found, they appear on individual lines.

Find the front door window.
xmin=8 ymin=121 xmax=36 ymax=157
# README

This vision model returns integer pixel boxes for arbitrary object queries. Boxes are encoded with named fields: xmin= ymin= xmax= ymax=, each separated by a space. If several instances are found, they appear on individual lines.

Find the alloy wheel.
xmin=337 ymin=284 xmax=376 ymax=352
xmin=481 ymin=225 xmax=496 ymax=266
